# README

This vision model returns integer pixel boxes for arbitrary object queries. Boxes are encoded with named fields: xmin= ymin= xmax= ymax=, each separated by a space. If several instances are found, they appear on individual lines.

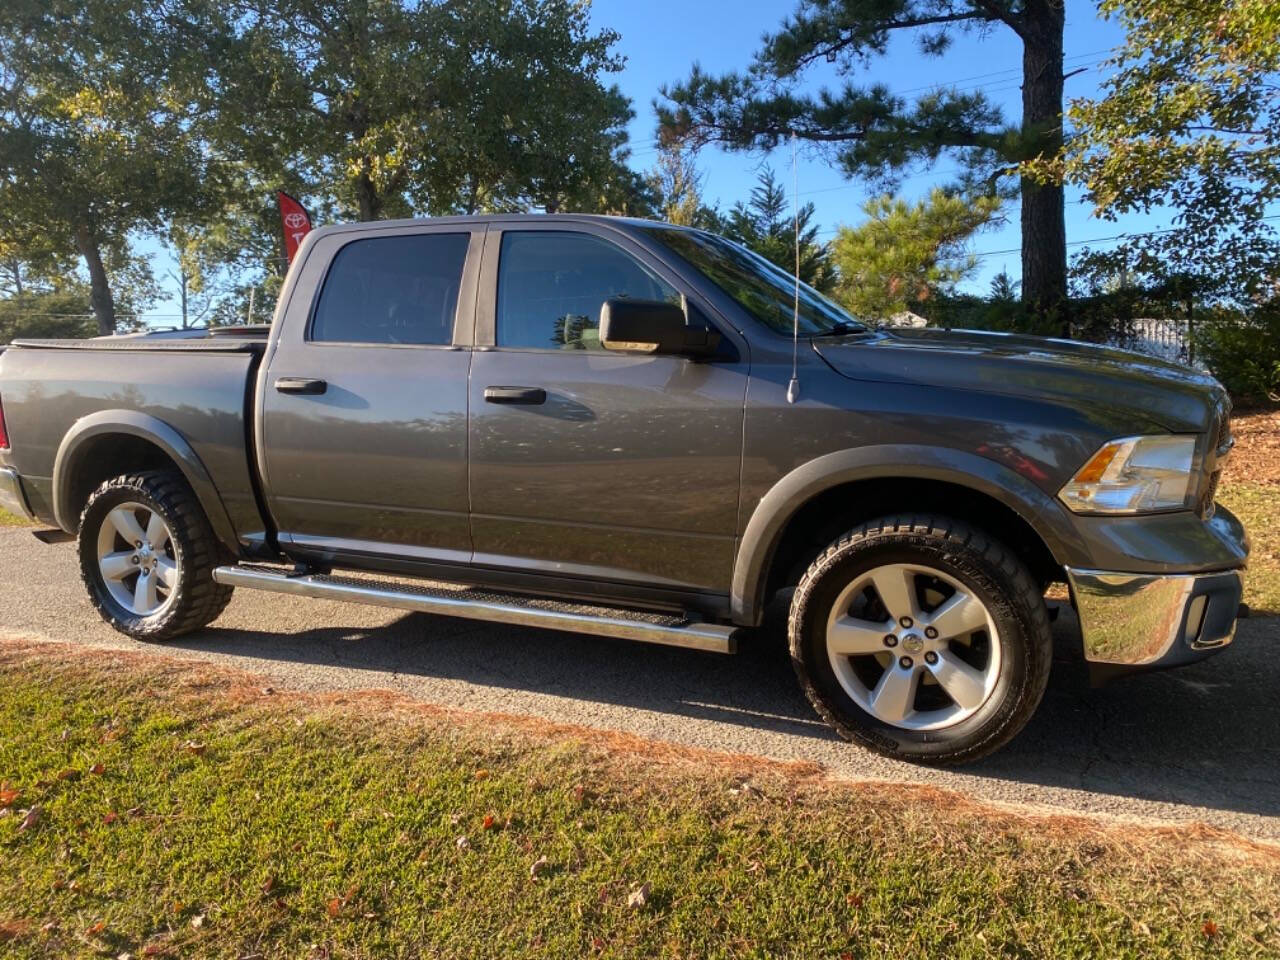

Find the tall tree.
xmin=831 ymin=188 xmax=1002 ymax=319
xmin=723 ymin=167 xmax=834 ymax=291
xmin=0 ymin=0 xmax=221 ymax=334
xmin=1043 ymin=0 xmax=1280 ymax=303
xmin=657 ymin=0 xmax=1068 ymax=317
xmin=217 ymin=0 xmax=635 ymax=221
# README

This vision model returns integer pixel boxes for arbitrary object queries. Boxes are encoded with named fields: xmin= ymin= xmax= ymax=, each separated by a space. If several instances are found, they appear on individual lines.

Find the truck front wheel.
xmin=788 ymin=515 xmax=1052 ymax=764
xmin=78 ymin=471 xmax=234 ymax=641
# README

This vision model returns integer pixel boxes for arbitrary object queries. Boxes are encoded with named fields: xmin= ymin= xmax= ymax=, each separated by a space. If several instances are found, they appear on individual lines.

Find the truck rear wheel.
xmin=788 ymin=515 xmax=1052 ymax=764
xmin=78 ymin=471 xmax=234 ymax=641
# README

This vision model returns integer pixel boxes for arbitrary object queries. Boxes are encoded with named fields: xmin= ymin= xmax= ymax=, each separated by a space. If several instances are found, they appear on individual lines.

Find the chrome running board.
xmin=212 ymin=565 xmax=738 ymax=654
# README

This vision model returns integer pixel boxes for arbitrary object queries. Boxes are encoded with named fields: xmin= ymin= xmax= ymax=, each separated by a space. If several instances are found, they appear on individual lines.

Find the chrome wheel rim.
xmin=96 ymin=501 xmax=179 ymax=617
xmin=825 ymin=562 xmax=1001 ymax=731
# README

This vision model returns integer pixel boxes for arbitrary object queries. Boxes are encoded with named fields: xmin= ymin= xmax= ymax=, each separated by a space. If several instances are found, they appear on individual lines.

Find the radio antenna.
xmin=786 ymin=133 xmax=801 ymax=404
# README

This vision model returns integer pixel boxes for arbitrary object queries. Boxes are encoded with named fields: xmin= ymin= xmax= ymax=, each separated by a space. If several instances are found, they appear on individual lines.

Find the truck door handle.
xmin=484 ymin=386 xmax=547 ymax=405
xmin=275 ymin=377 xmax=328 ymax=395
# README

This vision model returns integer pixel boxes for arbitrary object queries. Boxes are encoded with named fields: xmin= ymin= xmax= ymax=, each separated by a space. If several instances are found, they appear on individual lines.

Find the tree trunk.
xmin=1018 ymin=0 xmax=1068 ymax=331
xmin=355 ymin=163 xmax=381 ymax=221
xmin=74 ymin=224 xmax=116 ymax=336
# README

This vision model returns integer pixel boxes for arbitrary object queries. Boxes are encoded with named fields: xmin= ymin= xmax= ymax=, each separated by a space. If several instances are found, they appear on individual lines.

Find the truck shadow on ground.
xmin=177 ymin=606 xmax=1280 ymax=821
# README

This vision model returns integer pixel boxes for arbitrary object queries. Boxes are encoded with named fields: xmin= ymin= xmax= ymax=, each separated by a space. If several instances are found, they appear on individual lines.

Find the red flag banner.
xmin=277 ymin=192 xmax=313 ymax=263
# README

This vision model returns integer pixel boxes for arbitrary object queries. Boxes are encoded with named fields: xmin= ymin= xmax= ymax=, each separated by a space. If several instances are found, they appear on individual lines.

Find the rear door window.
xmin=311 ymin=233 xmax=469 ymax=345
xmin=496 ymin=231 xmax=680 ymax=351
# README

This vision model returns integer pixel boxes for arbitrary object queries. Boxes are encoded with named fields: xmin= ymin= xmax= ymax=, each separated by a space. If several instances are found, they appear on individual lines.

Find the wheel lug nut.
xmin=925 ymin=626 xmax=938 ymax=639
xmin=925 ymin=651 xmax=938 ymax=665
xmin=131 ymin=556 xmax=140 ymax=565
xmin=899 ymin=656 xmax=913 ymax=669
xmin=899 ymin=616 xmax=913 ymax=628
xmin=135 ymin=541 xmax=143 ymax=549
xmin=883 ymin=635 xmax=898 ymax=647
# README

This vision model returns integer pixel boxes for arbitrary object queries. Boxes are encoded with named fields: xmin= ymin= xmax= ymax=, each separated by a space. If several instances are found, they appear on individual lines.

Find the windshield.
xmin=639 ymin=226 xmax=866 ymax=336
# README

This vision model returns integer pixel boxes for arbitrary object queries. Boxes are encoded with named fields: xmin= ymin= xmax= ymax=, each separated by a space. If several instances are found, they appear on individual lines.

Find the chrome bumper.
xmin=0 ymin=467 xmax=34 ymax=522
xmin=1066 ymin=566 xmax=1244 ymax=666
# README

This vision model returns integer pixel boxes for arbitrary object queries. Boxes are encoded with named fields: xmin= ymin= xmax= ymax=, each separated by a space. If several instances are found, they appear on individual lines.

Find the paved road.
xmin=3 ymin=526 xmax=1278 ymax=839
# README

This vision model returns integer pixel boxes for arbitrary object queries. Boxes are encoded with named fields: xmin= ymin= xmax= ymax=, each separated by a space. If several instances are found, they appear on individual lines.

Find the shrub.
xmin=1194 ymin=307 xmax=1280 ymax=406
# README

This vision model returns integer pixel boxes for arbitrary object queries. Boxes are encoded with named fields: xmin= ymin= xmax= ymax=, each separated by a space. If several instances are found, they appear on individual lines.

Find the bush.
xmin=1194 ymin=307 xmax=1280 ymax=406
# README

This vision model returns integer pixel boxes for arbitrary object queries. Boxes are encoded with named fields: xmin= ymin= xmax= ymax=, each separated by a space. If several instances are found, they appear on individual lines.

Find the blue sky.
xmin=145 ymin=0 xmax=1156 ymax=323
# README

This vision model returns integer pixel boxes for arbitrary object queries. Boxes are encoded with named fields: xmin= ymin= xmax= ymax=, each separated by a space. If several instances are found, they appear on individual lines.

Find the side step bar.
xmin=212 ymin=565 xmax=739 ymax=654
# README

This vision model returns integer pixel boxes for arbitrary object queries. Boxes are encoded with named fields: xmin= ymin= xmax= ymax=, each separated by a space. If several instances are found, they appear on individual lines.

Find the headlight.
xmin=1059 ymin=435 xmax=1198 ymax=514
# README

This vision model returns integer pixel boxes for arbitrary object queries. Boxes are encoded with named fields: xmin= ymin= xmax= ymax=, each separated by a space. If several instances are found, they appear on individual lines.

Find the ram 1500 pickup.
xmin=0 ymin=215 xmax=1250 ymax=763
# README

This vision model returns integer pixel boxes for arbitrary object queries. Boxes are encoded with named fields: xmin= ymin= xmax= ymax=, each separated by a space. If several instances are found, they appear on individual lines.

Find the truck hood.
xmin=813 ymin=328 xmax=1225 ymax=433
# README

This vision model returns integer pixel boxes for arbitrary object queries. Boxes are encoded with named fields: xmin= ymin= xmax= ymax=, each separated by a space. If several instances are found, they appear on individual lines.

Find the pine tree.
xmin=658 ymin=0 xmax=1068 ymax=319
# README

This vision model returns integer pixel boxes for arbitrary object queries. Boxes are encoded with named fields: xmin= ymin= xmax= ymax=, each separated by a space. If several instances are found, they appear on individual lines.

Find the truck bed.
xmin=0 ymin=338 xmax=268 ymax=551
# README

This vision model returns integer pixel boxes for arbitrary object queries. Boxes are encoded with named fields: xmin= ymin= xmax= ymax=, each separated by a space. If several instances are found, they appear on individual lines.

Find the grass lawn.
xmin=0 ymin=507 xmax=27 ymax=526
xmin=1 ymin=640 xmax=1278 ymax=960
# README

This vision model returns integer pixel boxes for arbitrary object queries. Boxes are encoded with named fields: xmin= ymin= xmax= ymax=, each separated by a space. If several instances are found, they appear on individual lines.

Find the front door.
xmin=261 ymin=225 xmax=481 ymax=564
xmin=468 ymin=225 xmax=748 ymax=593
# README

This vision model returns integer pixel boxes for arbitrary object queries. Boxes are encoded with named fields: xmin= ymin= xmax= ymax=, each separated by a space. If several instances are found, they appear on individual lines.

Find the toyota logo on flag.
xmin=277 ymin=192 xmax=314 ymax=263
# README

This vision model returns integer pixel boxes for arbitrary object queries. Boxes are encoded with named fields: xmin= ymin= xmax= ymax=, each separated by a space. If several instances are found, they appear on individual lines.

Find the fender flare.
xmin=52 ymin=409 xmax=239 ymax=550
xmin=730 ymin=444 xmax=1086 ymax=624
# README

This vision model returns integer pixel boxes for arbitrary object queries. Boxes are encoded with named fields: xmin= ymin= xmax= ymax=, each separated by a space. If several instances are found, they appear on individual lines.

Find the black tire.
xmin=78 ymin=471 xmax=234 ymax=641
xmin=788 ymin=515 xmax=1052 ymax=765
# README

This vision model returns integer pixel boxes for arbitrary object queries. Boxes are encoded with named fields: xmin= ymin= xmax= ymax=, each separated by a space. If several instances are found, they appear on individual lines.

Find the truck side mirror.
xmin=599 ymin=298 xmax=722 ymax=360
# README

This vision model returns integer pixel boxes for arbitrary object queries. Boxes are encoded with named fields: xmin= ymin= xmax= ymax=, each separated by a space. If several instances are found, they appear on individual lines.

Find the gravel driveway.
xmin=3 ymin=526 xmax=1278 ymax=840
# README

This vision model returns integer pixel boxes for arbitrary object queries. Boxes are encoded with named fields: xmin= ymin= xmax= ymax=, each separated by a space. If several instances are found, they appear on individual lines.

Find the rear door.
xmin=467 ymin=222 xmax=749 ymax=594
xmin=260 ymin=223 xmax=482 ymax=564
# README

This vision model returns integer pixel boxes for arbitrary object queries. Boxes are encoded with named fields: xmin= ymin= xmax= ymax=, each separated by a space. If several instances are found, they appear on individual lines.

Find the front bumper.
xmin=0 ymin=467 xmax=34 ymax=523
xmin=1066 ymin=566 xmax=1244 ymax=666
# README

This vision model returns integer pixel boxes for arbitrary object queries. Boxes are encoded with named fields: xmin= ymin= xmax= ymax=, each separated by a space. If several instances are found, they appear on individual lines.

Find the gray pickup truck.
xmin=0 ymin=215 xmax=1249 ymax=763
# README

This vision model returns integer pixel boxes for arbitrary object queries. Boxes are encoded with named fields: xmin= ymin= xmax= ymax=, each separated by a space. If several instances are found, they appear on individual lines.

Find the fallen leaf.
xmin=141 ymin=945 xmax=167 ymax=957
xmin=260 ymin=876 xmax=275 ymax=895
xmin=40 ymin=921 xmax=57 ymax=934
xmin=529 ymin=855 xmax=550 ymax=879
xmin=85 ymin=920 xmax=106 ymax=936
xmin=89 ymin=764 xmax=106 ymax=776
xmin=56 ymin=768 xmax=79 ymax=782
xmin=190 ymin=914 xmax=204 ymax=929
xmin=18 ymin=805 xmax=41 ymax=832
xmin=325 ymin=898 xmax=342 ymax=918
xmin=0 ymin=920 xmax=32 ymax=941
xmin=1203 ymin=920 xmax=1219 ymax=939
xmin=591 ymin=937 xmax=605 ymax=951
xmin=845 ymin=893 xmax=864 ymax=908
xmin=627 ymin=883 xmax=651 ymax=910
xmin=0 ymin=784 xmax=18 ymax=806
xmin=455 ymin=835 xmax=471 ymax=851
xmin=183 ymin=742 xmax=207 ymax=756
xmin=482 ymin=814 xmax=496 ymax=831
xmin=473 ymin=769 xmax=489 ymax=781
xmin=103 ymin=812 xmax=119 ymax=825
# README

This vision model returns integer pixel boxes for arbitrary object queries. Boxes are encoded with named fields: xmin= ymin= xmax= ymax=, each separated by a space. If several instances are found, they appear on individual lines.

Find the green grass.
xmin=0 ymin=507 xmax=27 ymax=526
xmin=1219 ymin=481 xmax=1280 ymax=615
xmin=1 ymin=643 xmax=1277 ymax=959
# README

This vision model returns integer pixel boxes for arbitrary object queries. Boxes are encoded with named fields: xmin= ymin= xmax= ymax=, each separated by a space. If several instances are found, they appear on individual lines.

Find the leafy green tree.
xmin=646 ymin=145 xmax=721 ymax=228
xmin=1045 ymin=0 xmax=1280 ymax=303
xmin=657 ymin=0 xmax=1068 ymax=316
xmin=723 ymin=168 xmax=833 ymax=292
xmin=0 ymin=0 xmax=222 ymax=334
xmin=216 ymin=0 xmax=636 ymax=221
xmin=831 ymin=189 xmax=1003 ymax=319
